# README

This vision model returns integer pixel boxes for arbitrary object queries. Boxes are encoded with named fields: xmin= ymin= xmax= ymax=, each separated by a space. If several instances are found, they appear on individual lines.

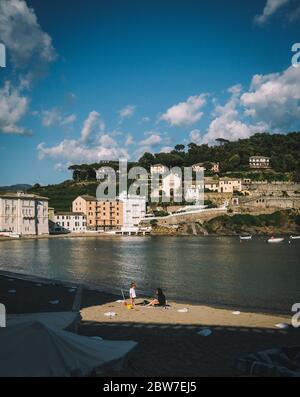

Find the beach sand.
xmin=1 ymin=273 xmax=299 ymax=377
xmin=81 ymin=299 xmax=291 ymax=329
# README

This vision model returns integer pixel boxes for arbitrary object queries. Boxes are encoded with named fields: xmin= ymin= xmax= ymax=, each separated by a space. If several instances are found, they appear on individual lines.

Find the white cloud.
xmin=0 ymin=81 xmax=31 ymax=135
xmin=98 ymin=134 xmax=117 ymax=147
xmin=0 ymin=0 xmax=56 ymax=68
xmin=81 ymin=111 xmax=105 ymax=142
xmin=41 ymin=108 xmax=60 ymax=127
xmin=125 ymin=135 xmax=134 ymax=146
xmin=40 ymin=108 xmax=77 ymax=128
xmin=201 ymin=86 xmax=268 ymax=144
xmin=0 ymin=1 xmax=58 ymax=136
xmin=139 ymin=133 xmax=162 ymax=147
xmin=255 ymin=0 xmax=289 ymax=24
xmin=118 ymin=105 xmax=136 ymax=120
xmin=189 ymin=129 xmax=202 ymax=144
xmin=60 ymin=114 xmax=77 ymax=126
xmin=160 ymin=146 xmax=173 ymax=153
xmin=241 ymin=66 xmax=300 ymax=131
xmin=160 ymin=95 xmax=206 ymax=127
xmin=38 ymin=139 xmax=129 ymax=163
xmin=133 ymin=132 xmax=166 ymax=159
xmin=37 ymin=111 xmax=129 ymax=164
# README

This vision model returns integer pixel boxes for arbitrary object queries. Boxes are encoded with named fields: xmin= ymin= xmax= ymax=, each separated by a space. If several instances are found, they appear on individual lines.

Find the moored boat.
xmin=290 ymin=235 xmax=300 ymax=240
xmin=239 ymin=235 xmax=252 ymax=241
xmin=267 ymin=236 xmax=284 ymax=243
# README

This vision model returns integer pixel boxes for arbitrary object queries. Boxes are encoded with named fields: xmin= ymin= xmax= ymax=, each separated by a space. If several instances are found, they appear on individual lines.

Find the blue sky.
xmin=0 ymin=0 xmax=300 ymax=185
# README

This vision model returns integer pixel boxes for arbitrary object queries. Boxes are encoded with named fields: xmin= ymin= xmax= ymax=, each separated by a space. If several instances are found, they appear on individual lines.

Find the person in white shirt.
xmin=129 ymin=282 xmax=137 ymax=308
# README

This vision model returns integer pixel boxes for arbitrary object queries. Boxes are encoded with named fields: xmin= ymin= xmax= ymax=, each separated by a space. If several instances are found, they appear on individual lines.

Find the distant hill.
xmin=0 ymin=184 xmax=32 ymax=193
xmin=28 ymin=180 xmax=99 ymax=212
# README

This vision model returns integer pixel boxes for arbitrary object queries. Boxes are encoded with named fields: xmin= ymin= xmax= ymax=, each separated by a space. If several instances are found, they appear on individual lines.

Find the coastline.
xmin=2 ymin=269 xmax=299 ymax=377
xmin=0 ymin=229 xmax=299 ymax=242
xmin=0 ymin=269 xmax=293 ymax=317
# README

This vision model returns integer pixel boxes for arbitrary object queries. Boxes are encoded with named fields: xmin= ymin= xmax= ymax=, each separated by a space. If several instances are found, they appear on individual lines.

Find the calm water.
xmin=0 ymin=236 xmax=299 ymax=313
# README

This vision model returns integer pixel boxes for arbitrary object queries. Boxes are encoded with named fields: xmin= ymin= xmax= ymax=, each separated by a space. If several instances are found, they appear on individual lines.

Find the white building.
xmin=203 ymin=178 xmax=242 ymax=193
xmin=192 ymin=162 xmax=219 ymax=173
xmin=184 ymin=185 xmax=203 ymax=202
xmin=119 ymin=192 xmax=146 ymax=232
xmin=219 ymin=178 xmax=242 ymax=193
xmin=0 ymin=192 xmax=49 ymax=235
xmin=150 ymin=164 xmax=168 ymax=175
xmin=150 ymin=167 xmax=183 ymax=201
xmin=53 ymin=212 xmax=86 ymax=233
xmin=249 ymin=156 xmax=271 ymax=169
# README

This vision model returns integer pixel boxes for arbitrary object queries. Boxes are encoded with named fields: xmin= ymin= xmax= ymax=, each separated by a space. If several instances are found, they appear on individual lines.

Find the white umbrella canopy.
xmin=0 ymin=321 xmax=137 ymax=377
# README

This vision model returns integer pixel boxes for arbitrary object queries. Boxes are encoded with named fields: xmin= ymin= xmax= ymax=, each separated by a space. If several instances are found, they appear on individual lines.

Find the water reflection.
xmin=0 ymin=236 xmax=299 ymax=312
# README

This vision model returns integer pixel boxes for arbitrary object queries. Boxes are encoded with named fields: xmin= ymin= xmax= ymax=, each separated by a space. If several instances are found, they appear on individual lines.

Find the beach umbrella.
xmin=0 ymin=321 xmax=137 ymax=377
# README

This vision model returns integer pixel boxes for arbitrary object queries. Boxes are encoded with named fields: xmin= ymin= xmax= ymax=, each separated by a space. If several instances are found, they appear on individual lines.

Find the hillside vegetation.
xmin=28 ymin=180 xmax=99 ymax=212
xmin=68 ymin=132 xmax=300 ymax=181
xmin=203 ymin=210 xmax=300 ymax=235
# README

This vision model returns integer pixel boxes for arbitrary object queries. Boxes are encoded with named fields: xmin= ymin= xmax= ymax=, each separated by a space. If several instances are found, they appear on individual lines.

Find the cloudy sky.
xmin=0 ymin=0 xmax=299 ymax=185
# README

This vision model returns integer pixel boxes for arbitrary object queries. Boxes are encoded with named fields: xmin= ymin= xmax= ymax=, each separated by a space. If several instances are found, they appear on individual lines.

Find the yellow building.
xmin=72 ymin=195 xmax=97 ymax=229
xmin=96 ymin=199 xmax=123 ymax=230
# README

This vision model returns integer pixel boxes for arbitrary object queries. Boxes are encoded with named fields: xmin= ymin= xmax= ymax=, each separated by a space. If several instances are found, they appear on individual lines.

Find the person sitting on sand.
xmin=148 ymin=288 xmax=166 ymax=307
xmin=129 ymin=282 xmax=136 ymax=308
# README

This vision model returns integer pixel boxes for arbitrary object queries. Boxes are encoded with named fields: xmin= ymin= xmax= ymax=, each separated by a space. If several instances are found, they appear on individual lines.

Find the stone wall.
xmin=238 ymin=197 xmax=300 ymax=210
xmin=249 ymin=182 xmax=300 ymax=194
xmin=157 ymin=208 xmax=227 ymax=225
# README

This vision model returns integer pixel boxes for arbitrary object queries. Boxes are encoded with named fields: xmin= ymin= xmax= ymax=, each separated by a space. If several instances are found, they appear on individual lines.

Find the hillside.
xmin=0 ymin=184 xmax=32 ymax=193
xmin=68 ymin=132 xmax=300 ymax=182
xmin=28 ymin=180 xmax=99 ymax=212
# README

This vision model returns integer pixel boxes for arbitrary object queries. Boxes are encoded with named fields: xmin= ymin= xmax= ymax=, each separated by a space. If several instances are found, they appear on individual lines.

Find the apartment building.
xmin=53 ymin=212 xmax=86 ymax=233
xmin=219 ymin=177 xmax=242 ymax=193
xmin=72 ymin=192 xmax=146 ymax=231
xmin=192 ymin=162 xmax=219 ymax=173
xmin=150 ymin=163 xmax=168 ymax=175
xmin=249 ymin=156 xmax=271 ymax=169
xmin=96 ymin=199 xmax=123 ymax=230
xmin=72 ymin=195 xmax=97 ymax=229
xmin=203 ymin=178 xmax=242 ymax=193
xmin=0 ymin=192 xmax=49 ymax=235
xmin=119 ymin=192 xmax=146 ymax=232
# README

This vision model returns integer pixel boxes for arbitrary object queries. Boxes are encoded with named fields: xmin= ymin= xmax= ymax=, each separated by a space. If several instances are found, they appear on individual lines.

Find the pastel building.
xmin=0 ymin=192 xmax=49 ymax=235
xmin=192 ymin=162 xmax=219 ymax=173
xmin=119 ymin=192 xmax=146 ymax=232
xmin=72 ymin=195 xmax=97 ymax=229
xmin=53 ymin=212 xmax=86 ymax=233
xmin=96 ymin=199 xmax=123 ymax=230
xmin=249 ymin=156 xmax=271 ymax=169
xmin=219 ymin=178 xmax=242 ymax=193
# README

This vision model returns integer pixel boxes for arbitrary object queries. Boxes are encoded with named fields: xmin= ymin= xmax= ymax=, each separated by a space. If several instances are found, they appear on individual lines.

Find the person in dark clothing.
xmin=148 ymin=288 xmax=166 ymax=307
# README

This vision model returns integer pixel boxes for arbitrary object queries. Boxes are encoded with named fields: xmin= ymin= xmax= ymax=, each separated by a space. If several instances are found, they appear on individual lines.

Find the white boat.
xmin=9 ymin=233 xmax=20 ymax=238
xmin=239 ymin=235 xmax=252 ymax=240
xmin=0 ymin=232 xmax=20 ymax=238
xmin=290 ymin=235 xmax=300 ymax=240
xmin=267 ymin=237 xmax=284 ymax=243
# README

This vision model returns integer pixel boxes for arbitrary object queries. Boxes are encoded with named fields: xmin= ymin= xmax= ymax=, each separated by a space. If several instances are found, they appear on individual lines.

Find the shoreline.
xmin=0 ymin=231 xmax=298 ymax=242
xmin=0 ymin=269 xmax=292 ymax=317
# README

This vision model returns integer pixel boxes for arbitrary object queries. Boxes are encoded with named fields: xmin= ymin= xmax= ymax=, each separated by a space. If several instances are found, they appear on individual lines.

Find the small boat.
xmin=267 ymin=236 xmax=284 ymax=243
xmin=9 ymin=233 xmax=20 ymax=238
xmin=239 ymin=235 xmax=252 ymax=241
xmin=290 ymin=235 xmax=300 ymax=240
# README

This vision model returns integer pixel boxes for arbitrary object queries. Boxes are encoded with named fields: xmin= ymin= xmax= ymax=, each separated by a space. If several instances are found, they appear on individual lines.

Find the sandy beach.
xmin=81 ymin=299 xmax=292 ymax=329
xmin=2 ymin=272 xmax=300 ymax=376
